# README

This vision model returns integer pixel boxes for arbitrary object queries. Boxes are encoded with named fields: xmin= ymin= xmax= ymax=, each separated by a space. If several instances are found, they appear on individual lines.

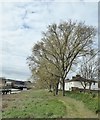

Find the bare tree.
xmin=79 ymin=54 xmax=98 ymax=91
xmin=27 ymin=20 xmax=97 ymax=96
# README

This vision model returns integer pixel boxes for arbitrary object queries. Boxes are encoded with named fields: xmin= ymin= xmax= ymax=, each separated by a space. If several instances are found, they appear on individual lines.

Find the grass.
xmin=2 ymin=89 xmax=98 ymax=118
xmin=3 ymin=99 xmax=66 ymax=118
xmin=2 ymin=89 xmax=66 ymax=118
xmin=65 ymin=91 xmax=98 ymax=112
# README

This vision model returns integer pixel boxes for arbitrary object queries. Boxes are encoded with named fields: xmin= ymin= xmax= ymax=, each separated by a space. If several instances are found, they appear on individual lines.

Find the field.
xmin=2 ymin=89 xmax=99 ymax=118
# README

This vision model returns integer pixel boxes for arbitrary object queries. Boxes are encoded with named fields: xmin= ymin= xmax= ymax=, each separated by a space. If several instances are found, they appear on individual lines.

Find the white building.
xmin=58 ymin=75 xmax=99 ymax=91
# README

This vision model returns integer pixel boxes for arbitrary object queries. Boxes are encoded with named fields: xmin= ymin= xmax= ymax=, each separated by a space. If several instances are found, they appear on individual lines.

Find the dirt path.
xmin=58 ymin=96 xmax=97 ymax=118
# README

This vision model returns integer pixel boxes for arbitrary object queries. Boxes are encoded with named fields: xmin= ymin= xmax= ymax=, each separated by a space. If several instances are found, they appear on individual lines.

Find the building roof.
xmin=0 ymin=77 xmax=26 ymax=84
xmin=65 ymin=75 xmax=98 ymax=83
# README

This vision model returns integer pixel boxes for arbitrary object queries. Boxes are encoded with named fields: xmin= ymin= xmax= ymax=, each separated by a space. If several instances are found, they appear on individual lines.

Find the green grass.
xmin=65 ymin=91 xmax=98 ymax=112
xmin=3 ymin=99 xmax=66 ymax=118
xmin=2 ymin=89 xmax=98 ymax=118
xmin=2 ymin=89 xmax=66 ymax=118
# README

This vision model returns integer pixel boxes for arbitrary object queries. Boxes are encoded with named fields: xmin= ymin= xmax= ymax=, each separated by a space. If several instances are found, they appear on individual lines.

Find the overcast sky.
xmin=0 ymin=0 xmax=98 ymax=81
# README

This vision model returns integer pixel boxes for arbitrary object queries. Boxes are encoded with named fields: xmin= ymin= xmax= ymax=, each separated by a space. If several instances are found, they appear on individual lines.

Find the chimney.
xmin=76 ymin=74 xmax=81 ymax=78
xmin=72 ymin=76 xmax=76 ymax=79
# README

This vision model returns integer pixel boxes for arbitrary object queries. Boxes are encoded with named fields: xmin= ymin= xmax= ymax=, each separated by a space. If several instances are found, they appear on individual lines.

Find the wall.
xmin=59 ymin=81 xmax=98 ymax=91
xmin=91 ymin=82 xmax=98 ymax=90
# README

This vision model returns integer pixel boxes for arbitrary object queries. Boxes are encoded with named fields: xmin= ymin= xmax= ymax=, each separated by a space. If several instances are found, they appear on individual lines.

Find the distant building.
xmin=25 ymin=81 xmax=32 ymax=89
xmin=58 ymin=75 xmax=99 ymax=91
xmin=0 ymin=77 xmax=27 ymax=89
xmin=0 ymin=77 xmax=6 ymax=88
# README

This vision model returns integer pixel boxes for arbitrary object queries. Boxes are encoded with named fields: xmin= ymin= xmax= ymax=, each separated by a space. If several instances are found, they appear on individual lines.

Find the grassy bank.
xmin=2 ymin=89 xmax=66 ymax=118
xmin=2 ymin=89 xmax=98 ymax=118
xmin=65 ymin=91 xmax=98 ymax=112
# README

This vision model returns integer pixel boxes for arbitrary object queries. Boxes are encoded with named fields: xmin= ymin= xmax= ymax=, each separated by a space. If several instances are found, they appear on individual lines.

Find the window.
xmin=93 ymin=82 xmax=95 ymax=85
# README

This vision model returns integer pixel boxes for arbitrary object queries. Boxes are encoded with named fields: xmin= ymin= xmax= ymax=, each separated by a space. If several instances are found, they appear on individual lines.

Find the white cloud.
xmin=0 ymin=0 xmax=99 ymax=2
xmin=0 ymin=1 xmax=98 ymax=80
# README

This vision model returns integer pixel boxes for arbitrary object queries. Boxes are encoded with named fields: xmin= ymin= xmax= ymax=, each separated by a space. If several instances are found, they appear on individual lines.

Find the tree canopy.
xmin=27 ymin=20 xmax=97 ymax=96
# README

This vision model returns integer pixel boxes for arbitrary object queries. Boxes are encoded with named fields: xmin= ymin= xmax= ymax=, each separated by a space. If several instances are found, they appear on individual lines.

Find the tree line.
xmin=27 ymin=20 xmax=97 ymax=96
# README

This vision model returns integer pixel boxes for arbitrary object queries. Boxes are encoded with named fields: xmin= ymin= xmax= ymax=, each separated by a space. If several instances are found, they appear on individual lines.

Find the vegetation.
xmin=2 ymin=90 xmax=66 ymax=118
xmin=27 ymin=20 xmax=97 ymax=96
xmin=79 ymin=54 xmax=98 ymax=91
xmin=2 ymin=89 xmax=97 ymax=118
xmin=65 ymin=91 xmax=98 ymax=112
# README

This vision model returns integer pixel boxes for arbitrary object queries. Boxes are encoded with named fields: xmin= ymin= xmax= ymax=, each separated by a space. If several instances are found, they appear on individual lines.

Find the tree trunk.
xmin=89 ymin=82 xmax=92 ymax=93
xmin=62 ymin=78 xmax=65 ymax=96
xmin=55 ymin=82 xmax=59 ymax=95
xmin=83 ymin=87 xmax=86 ymax=93
xmin=53 ymin=85 xmax=55 ymax=96
xmin=49 ymin=84 xmax=52 ymax=92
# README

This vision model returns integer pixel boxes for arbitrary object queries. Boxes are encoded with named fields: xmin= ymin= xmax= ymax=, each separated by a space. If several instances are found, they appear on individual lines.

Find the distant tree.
xmin=72 ymin=75 xmax=89 ymax=92
xmin=79 ymin=54 xmax=98 ymax=91
xmin=27 ymin=20 xmax=97 ymax=96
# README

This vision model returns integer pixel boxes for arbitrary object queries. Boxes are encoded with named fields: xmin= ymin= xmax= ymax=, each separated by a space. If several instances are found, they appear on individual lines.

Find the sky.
xmin=0 ymin=0 xmax=99 ymax=81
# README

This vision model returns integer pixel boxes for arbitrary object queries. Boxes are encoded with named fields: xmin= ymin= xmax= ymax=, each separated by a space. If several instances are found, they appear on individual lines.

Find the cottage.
xmin=58 ymin=75 xmax=99 ymax=91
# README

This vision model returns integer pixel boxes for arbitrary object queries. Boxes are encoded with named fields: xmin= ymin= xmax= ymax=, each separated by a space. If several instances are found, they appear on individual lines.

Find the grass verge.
xmin=65 ymin=91 xmax=98 ymax=112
